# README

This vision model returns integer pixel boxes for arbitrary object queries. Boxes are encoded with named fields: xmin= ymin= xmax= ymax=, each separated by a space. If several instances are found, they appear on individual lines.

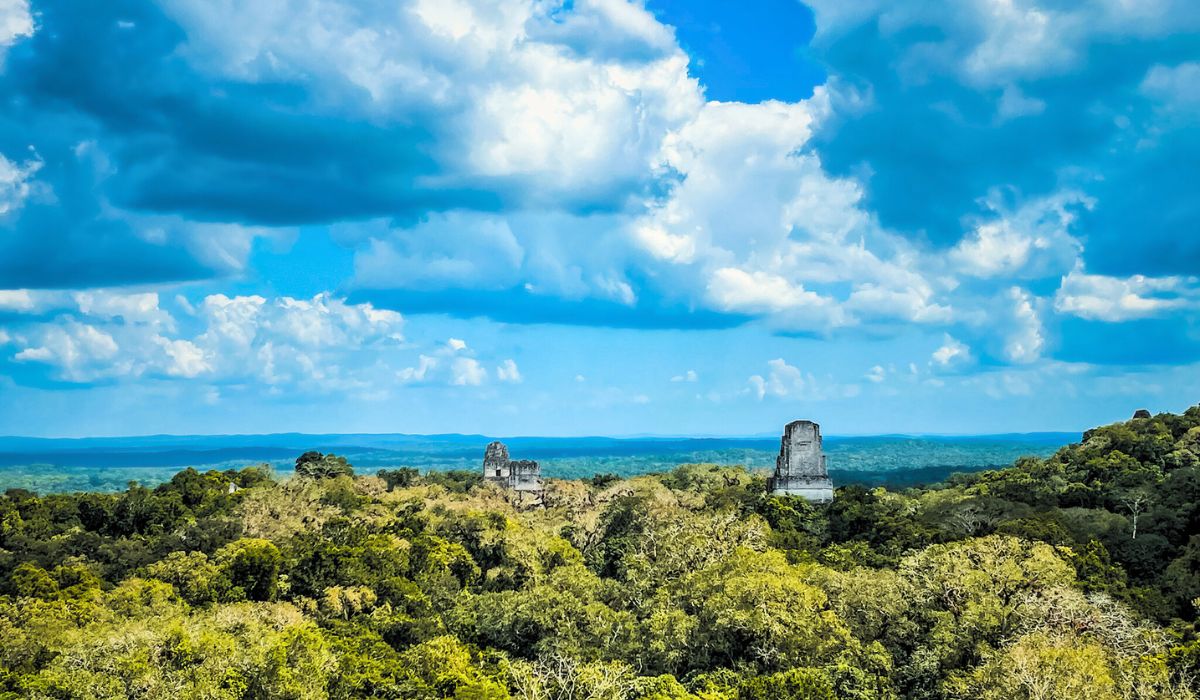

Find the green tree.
xmin=216 ymin=538 xmax=282 ymax=602
xmin=295 ymin=451 xmax=355 ymax=479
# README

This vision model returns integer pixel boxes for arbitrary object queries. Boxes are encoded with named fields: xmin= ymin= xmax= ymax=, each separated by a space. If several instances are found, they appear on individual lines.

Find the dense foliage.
xmin=1 ymin=408 xmax=1198 ymax=699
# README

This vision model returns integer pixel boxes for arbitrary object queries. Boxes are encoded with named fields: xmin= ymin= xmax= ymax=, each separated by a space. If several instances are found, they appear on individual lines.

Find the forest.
xmin=1 ymin=407 xmax=1199 ymax=699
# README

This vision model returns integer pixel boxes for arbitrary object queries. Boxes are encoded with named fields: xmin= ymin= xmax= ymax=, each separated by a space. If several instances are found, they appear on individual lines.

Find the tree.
xmin=1164 ymin=535 xmax=1200 ymax=617
xmin=295 ymin=451 xmax=355 ymax=479
xmin=378 ymin=467 xmax=419 ymax=490
xmin=1120 ymin=491 xmax=1150 ymax=540
xmin=947 ymin=632 xmax=1119 ymax=700
xmin=215 ymin=538 xmax=282 ymax=602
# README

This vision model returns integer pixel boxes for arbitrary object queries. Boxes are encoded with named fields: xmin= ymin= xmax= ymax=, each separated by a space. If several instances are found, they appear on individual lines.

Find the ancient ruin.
xmin=482 ymin=440 xmax=543 ymax=491
xmin=768 ymin=420 xmax=834 ymax=501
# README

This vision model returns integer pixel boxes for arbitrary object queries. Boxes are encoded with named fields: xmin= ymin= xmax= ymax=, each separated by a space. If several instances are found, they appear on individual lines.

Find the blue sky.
xmin=1 ymin=0 xmax=1199 ymax=438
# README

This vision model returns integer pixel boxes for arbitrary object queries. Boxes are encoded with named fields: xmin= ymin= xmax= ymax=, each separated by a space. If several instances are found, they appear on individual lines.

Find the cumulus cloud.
xmin=804 ymin=0 xmax=1200 ymax=287
xmin=931 ymin=335 xmax=973 ymax=370
xmin=349 ymin=91 xmax=954 ymax=335
xmin=6 ymin=292 xmax=406 ymax=389
xmin=749 ymin=358 xmax=859 ymax=401
xmin=73 ymin=291 xmax=174 ymax=329
xmin=0 ymin=0 xmax=1197 ymax=386
xmin=397 ymin=338 xmax=500 ymax=387
xmin=705 ymin=269 xmax=834 ymax=318
xmin=948 ymin=191 xmax=1087 ymax=280
xmin=0 ymin=289 xmax=50 ymax=313
xmin=496 ymin=358 xmax=522 ymax=383
xmin=1055 ymin=268 xmax=1200 ymax=322
xmin=627 ymin=97 xmax=948 ymax=332
xmin=0 ymin=152 xmax=41 ymax=216
xmin=450 ymin=357 xmax=486 ymax=386
xmin=0 ymin=0 xmax=33 ymax=58
xmin=158 ymin=0 xmax=701 ymax=209
xmin=1003 ymin=288 xmax=1045 ymax=364
xmin=14 ymin=321 xmax=120 ymax=382
xmin=154 ymin=337 xmax=210 ymax=378
xmin=808 ymin=0 xmax=1200 ymax=86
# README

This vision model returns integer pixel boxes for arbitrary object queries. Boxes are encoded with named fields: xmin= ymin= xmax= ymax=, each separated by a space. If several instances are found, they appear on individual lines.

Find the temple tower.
xmin=769 ymin=420 xmax=834 ymax=501
xmin=482 ymin=441 xmax=543 ymax=491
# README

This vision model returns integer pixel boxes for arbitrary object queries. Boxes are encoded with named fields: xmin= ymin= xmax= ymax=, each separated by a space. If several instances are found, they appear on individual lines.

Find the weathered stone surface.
xmin=1133 ymin=409 xmax=1152 ymax=419
xmin=769 ymin=420 xmax=834 ymax=501
xmin=482 ymin=441 xmax=543 ymax=491
xmin=507 ymin=459 xmax=542 ymax=491
xmin=483 ymin=441 xmax=510 ymax=479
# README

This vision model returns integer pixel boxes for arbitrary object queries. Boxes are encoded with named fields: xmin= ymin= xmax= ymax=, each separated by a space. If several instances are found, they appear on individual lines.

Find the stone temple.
xmin=482 ymin=441 xmax=543 ymax=491
xmin=768 ymin=420 xmax=834 ymax=501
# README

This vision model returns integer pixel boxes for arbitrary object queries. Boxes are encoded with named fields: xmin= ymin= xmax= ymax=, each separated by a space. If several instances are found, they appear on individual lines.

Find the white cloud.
xmin=931 ymin=334 xmax=973 ymax=370
xmin=397 ymin=337 xmax=501 ymax=387
xmin=629 ymin=96 xmax=944 ymax=332
xmin=844 ymin=283 xmax=952 ymax=324
xmin=1003 ymin=287 xmax=1045 ymax=364
xmin=450 ymin=357 xmax=486 ymax=386
xmin=808 ymin=0 xmax=1200 ymax=86
xmin=351 ymin=209 xmax=639 ymax=306
xmin=134 ymin=0 xmax=1196 ymax=373
xmin=749 ymin=358 xmax=859 ymax=401
xmin=7 ymin=292 xmax=405 ymax=388
xmin=866 ymin=365 xmax=886 ymax=383
xmin=0 ymin=289 xmax=46 ymax=313
xmin=949 ymin=191 xmax=1087 ymax=279
xmin=0 ymin=0 xmax=33 ymax=60
xmin=671 ymin=369 xmax=698 ymax=383
xmin=496 ymin=358 xmax=522 ymax=383
xmin=397 ymin=355 xmax=438 ymax=383
xmin=706 ymin=268 xmax=833 ymax=316
xmin=73 ymin=291 xmax=173 ymax=329
xmin=0 ymin=152 xmax=40 ymax=216
xmin=1054 ymin=267 xmax=1199 ymax=321
xmin=13 ymin=321 xmax=121 ymax=382
xmin=338 ymin=80 xmax=960 ymax=337
xmin=154 ymin=337 xmax=211 ymax=378
xmin=160 ymin=0 xmax=701 ymax=207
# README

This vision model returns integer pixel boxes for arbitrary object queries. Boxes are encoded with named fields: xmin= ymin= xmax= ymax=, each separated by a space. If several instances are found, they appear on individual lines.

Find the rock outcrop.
xmin=768 ymin=420 xmax=834 ymax=502
xmin=482 ymin=441 xmax=543 ymax=491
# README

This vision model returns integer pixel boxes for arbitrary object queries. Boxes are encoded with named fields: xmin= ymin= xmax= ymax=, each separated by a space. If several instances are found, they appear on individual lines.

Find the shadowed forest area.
xmin=1 ymin=408 xmax=1199 ymax=699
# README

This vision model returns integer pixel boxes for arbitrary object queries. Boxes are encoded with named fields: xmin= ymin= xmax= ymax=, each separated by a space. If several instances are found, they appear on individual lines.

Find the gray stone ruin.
xmin=769 ymin=420 xmax=835 ymax=502
xmin=482 ymin=440 xmax=543 ymax=491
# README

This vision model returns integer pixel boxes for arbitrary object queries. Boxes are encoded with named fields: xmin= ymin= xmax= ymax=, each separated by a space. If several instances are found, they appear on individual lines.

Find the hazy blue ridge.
xmin=0 ymin=432 xmax=1079 ymax=494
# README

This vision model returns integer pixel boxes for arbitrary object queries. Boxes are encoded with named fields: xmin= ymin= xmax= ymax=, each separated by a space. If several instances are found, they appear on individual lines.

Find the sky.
xmin=0 ymin=0 xmax=1199 ymax=438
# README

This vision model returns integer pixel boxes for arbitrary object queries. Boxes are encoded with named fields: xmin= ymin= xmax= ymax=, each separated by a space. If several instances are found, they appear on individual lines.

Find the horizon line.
xmin=0 ymin=429 xmax=1087 ymax=442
